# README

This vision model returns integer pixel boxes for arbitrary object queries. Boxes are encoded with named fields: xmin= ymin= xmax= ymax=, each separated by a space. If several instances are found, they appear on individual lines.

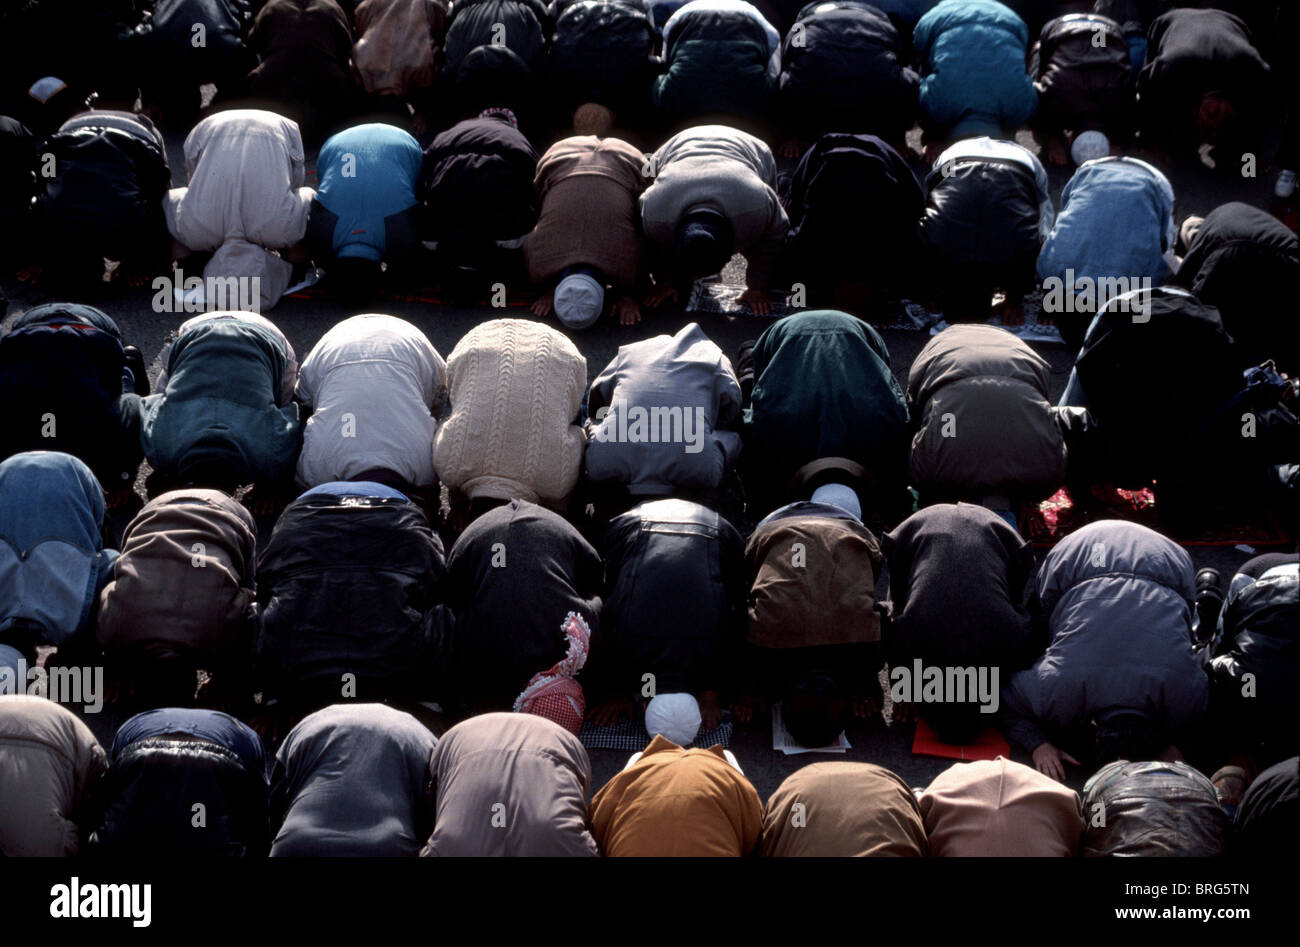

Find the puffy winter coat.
xmin=1081 ymin=760 xmax=1228 ymax=857
xmin=1209 ymin=560 xmax=1298 ymax=763
xmin=1000 ymin=520 xmax=1208 ymax=753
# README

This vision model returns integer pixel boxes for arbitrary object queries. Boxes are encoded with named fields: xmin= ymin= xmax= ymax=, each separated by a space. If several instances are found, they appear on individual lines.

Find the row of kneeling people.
xmin=2 ymin=701 xmax=1295 ymax=857
xmin=1 ymin=450 xmax=1297 ymax=782
xmin=2 ymin=299 xmax=1295 ymax=528
xmin=7 ymin=102 xmax=1297 ymax=358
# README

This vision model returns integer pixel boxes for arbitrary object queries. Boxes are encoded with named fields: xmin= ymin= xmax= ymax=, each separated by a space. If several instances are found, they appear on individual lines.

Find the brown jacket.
xmin=745 ymin=505 xmax=883 ymax=649
xmin=907 ymin=324 xmax=1067 ymax=501
xmin=352 ymin=0 xmax=448 ymax=97
xmin=524 ymin=136 xmax=649 ymax=287
xmin=919 ymin=757 xmax=1084 ymax=856
xmin=590 ymin=734 xmax=763 ymax=856
xmin=0 ymin=696 xmax=107 ymax=856
xmin=97 ymin=489 xmax=258 ymax=663
xmin=761 ymin=762 xmax=929 ymax=857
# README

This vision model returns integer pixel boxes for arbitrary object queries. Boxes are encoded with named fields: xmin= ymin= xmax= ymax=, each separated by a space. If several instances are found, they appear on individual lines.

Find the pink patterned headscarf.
xmin=513 ymin=611 xmax=591 ymax=734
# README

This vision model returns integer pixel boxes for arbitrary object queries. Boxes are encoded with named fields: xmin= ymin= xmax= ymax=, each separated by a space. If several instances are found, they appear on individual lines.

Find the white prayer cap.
xmin=644 ymin=692 xmax=702 ymax=746
xmin=1071 ymin=130 xmax=1110 ymax=166
xmin=554 ymin=272 xmax=605 ymax=330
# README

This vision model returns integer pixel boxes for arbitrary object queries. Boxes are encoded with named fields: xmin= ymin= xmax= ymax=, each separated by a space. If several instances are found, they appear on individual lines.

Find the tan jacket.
xmin=0 ymin=696 xmax=107 ymax=856
xmin=762 ymin=762 xmax=929 ymax=856
xmin=919 ymin=757 xmax=1084 ymax=857
xmin=590 ymin=734 xmax=763 ymax=856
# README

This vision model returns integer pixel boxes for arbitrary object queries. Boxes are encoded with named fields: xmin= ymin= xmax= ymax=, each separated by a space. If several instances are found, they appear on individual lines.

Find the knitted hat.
xmin=644 ymin=692 xmax=702 ymax=746
xmin=1071 ymin=131 xmax=1110 ymax=166
xmin=514 ymin=612 xmax=591 ymax=734
xmin=554 ymin=271 xmax=605 ymax=330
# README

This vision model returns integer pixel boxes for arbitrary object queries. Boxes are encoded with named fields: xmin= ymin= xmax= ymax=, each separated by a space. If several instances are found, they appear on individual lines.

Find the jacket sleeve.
xmin=999 ymin=672 xmax=1049 ymax=752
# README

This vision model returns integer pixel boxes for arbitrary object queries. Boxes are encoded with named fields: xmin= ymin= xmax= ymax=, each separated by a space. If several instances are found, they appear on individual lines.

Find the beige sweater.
xmin=433 ymin=319 xmax=587 ymax=508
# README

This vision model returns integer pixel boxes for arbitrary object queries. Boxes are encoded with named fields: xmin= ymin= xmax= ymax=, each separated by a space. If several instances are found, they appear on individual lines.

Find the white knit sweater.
xmin=433 ymin=319 xmax=587 ymax=507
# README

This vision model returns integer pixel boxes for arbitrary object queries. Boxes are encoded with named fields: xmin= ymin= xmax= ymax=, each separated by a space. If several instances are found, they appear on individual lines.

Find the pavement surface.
xmin=2 ymin=121 xmax=1292 ymax=800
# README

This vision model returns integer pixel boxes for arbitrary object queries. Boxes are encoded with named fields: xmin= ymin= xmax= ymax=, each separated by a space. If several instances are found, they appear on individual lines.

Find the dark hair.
xmin=674 ymin=208 xmax=734 ymax=282
xmin=327 ymin=256 xmax=382 ymax=303
xmin=1095 ymin=710 xmax=1161 ymax=764
xmin=783 ymin=672 xmax=848 ymax=749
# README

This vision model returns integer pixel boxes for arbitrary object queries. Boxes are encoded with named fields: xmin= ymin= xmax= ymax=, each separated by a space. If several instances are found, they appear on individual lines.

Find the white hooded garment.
xmin=165 ymin=110 xmax=315 ymax=311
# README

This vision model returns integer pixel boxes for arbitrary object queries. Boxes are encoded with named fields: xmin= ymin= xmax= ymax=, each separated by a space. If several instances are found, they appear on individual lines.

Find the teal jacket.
xmin=139 ymin=316 xmax=301 ymax=485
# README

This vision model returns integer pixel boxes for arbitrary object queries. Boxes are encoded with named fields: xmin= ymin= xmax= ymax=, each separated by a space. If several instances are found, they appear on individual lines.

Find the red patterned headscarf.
xmin=513 ymin=612 xmax=591 ymax=734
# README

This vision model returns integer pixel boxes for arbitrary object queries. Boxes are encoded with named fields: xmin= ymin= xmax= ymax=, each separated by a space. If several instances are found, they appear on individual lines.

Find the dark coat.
xmin=777 ymin=1 xmax=919 ymax=140
xmin=255 ymin=490 xmax=451 ymax=704
xmin=445 ymin=500 xmax=602 ymax=711
xmin=595 ymin=498 xmax=746 ymax=696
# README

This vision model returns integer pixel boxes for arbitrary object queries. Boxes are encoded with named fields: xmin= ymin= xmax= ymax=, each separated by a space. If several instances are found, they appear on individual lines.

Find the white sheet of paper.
xmin=771 ymin=702 xmax=850 ymax=755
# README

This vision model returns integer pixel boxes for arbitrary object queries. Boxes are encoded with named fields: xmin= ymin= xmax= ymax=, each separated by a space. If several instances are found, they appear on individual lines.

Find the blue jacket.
xmin=313 ymin=124 xmax=423 ymax=263
xmin=1038 ymin=156 xmax=1175 ymax=291
xmin=914 ymin=0 xmax=1037 ymax=138
xmin=0 ymin=452 xmax=116 ymax=645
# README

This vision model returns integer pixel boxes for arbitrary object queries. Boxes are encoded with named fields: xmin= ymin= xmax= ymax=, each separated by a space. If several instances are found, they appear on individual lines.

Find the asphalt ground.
xmin=2 ymin=120 xmax=1294 ymax=800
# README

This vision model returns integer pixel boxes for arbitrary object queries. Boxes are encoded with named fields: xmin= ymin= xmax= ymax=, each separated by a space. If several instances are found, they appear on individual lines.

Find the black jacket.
xmin=0 ymin=303 xmax=143 ymax=491
xmin=777 ymin=1 xmax=918 ymax=140
xmin=420 ymin=116 xmax=539 ymax=249
xmin=1209 ymin=564 xmax=1299 ymax=764
xmin=445 ymin=499 xmax=603 ymax=712
xmin=548 ymin=0 xmax=658 ymax=115
xmin=444 ymin=0 xmax=551 ymax=80
xmin=780 ymin=133 xmax=922 ymax=301
xmin=255 ymin=491 xmax=451 ymax=705
xmin=31 ymin=110 xmax=171 ymax=268
xmin=918 ymin=157 xmax=1042 ymax=268
xmin=1176 ymin=202 xmax=1300 ymax=371
xmin=1030 ymin=13 xmax=1133 ymax=136
xmin=594 ymin=498 xmax=746 ymax=697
